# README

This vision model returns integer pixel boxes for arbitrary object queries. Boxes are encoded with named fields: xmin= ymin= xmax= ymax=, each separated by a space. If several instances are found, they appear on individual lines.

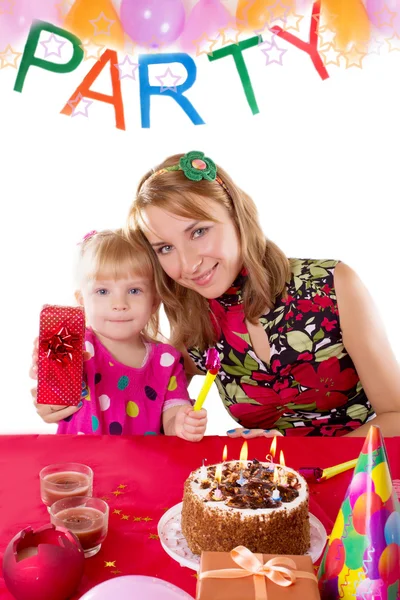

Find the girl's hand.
xmin=175 ymin=406 xmax=207 ymax=442
xmin=226 ymin=428 xmax=284 ymax=438
xmin=32 ymin=387 xmax=83 ymax=424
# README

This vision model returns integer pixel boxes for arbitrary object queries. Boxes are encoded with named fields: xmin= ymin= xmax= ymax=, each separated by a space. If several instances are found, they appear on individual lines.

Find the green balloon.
xmin=342 ymin=529 xmax=368 ymax=570
xmin=355 ymin=447 xmax=385 ymax=474
xmin=387 ymin=582 xmax=399 ymax=600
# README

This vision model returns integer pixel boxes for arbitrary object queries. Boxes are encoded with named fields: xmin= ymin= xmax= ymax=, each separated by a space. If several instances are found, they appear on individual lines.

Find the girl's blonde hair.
xmin=77 ymin=228 xmax=161 ymax=342
xmin=127 ymin=153 xmax=290 ymax=351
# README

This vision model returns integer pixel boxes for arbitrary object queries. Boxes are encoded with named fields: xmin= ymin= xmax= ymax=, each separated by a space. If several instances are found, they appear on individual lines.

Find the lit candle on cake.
xmin=266 ymin=436 xmax=277 ymax=470
xmin=222 ymin=444 xmax=228 ymax=464
xmin=237 ymin=441 xmax=248 ymax=486
xmin=213 ymin=464 xmax=223 ymax=500
xmin=279 ymin=451 xmax=288 ymax=486
xmin=199 ymin=459 xmax=208 ymax=483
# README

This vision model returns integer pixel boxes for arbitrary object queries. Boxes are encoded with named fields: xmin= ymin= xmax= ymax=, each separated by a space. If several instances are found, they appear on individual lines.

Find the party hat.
xmin=318 ymin=425 xmax=400 ymax=600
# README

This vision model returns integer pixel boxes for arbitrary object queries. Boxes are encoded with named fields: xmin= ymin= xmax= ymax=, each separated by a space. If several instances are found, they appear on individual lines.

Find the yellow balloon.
xmin=371 ymin=461 xmax=392 ymax=503
xmin=236 ymin=0 xmax=296 ymax=32
xmin=329 ymin=508 xmax=345 ymax=543
xmin=337 ymin=566 xmax=365 ymax=599
xmin=64 ymin=0 xmax=125 ymax=50
xmin=320 ymin=0 xmax=370 ymax=50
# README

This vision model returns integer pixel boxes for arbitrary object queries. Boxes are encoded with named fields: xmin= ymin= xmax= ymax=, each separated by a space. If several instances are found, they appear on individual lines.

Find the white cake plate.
xmin=158 ymin=502 xmax=327 ymax=572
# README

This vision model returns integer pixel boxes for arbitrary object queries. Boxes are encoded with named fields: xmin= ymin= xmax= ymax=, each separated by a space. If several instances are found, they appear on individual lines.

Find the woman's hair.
xmin=76 ymin=228 xmax=161 ymax=342
xmin=127 ymin=153 xmax=290 ymax=351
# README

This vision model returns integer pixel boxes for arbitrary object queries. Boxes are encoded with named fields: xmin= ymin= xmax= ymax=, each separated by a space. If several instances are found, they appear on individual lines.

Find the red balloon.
xmin=324 ymin=539 xmax=345 ymax=579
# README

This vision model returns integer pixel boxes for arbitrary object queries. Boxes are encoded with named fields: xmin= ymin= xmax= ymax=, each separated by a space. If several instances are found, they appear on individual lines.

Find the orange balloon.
xmin=236 ymin=0 xmax=296 ymax=32
xmin=320 ymin=0 xmax=370 ymax=50
xmin=64 ymin=0 xmax=125 ymax=50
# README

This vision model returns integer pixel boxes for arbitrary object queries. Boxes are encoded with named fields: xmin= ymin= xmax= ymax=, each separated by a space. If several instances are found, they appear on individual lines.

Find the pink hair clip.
xmin=80 ymin=230 xmax=97 ymax=244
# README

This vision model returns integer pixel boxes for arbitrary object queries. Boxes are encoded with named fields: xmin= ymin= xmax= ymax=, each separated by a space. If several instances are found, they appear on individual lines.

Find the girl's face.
xmin=142 ymin=198 xmax=242 ymax=299
xmin=77 ymin=275 xmax=158 ymax=342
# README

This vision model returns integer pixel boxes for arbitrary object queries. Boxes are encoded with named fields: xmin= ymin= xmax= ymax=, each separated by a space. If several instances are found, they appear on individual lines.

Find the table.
xmin=0 ymin=434 xmax=399 ymax=599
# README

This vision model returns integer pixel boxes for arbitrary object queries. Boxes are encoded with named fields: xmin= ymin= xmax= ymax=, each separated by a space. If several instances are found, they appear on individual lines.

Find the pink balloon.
xmin=120 ymin=0 xmax=186 ymax=47
xmin=0 ymin=0 xmax=60 ymax=47
xmin=79 ymin=576 xmax=195 ymax=600
xmin=179 ymin=0 xmax=231 ymax=53
xmin=366 ymin=0 xmax=400 ymax=35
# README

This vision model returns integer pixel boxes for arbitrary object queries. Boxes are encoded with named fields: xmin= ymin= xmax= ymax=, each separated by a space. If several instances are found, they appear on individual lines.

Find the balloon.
xmin=64 ymin=0 xmax=125 ymax=50
xmin=79 ymin=575 xmax=195 ymax=600
xmin=120 ymin=0 xmax=185 ymax=48
xmin=179 ymin=0 xmax=231 ymax=54
xmin=236 ymin=0 xmax=296 ymax=32
xmin=0 ymin=0 xmax=60 ymax=46
xmin=366 ymin=0 xmax=400 ymax=35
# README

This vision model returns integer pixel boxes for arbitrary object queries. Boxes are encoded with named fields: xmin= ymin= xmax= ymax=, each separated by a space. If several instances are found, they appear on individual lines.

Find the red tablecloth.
xmin=0 ymin=435 xmax=399 ymax=599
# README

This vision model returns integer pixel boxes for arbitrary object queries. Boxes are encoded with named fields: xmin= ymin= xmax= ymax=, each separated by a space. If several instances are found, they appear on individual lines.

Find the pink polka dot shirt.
xmin=57 ymin=329 xmax=192 ymax=435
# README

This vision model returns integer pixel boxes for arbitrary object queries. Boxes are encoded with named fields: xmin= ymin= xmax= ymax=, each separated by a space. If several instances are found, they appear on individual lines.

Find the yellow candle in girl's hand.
xmin=193 ymin=348 xmax=220 ymax=411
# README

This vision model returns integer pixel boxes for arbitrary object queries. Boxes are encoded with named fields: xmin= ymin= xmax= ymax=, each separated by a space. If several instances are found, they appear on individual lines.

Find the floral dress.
xmin=188 ymin=259 xmax=375 ymax=437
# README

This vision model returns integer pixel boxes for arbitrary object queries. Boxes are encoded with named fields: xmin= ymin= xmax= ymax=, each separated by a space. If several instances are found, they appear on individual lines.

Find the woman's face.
xmin=141 ymin=198 xmax=242 ymax=299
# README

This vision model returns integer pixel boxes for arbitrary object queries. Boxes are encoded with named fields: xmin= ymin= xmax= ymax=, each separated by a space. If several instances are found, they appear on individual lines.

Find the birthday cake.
xmin=181 ymin=459 xmax=310 ymax=555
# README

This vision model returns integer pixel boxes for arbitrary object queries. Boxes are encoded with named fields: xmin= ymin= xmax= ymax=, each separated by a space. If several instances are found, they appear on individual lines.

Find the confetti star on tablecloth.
xmin=113 ymin=509 xmax=122 ymax=515
xmin=111 ymin=570 xmax=122 ymax=575
xmin=68 ymin=93 xmax=93 ymax=117
xmin=373 ymin=4 xmax=396 ymax=28
xmin=319 ymin=43 xmax=342 ymax=67
xmin=89 ymin=11 xmax=115 ymax=36
xmin=118 ymin=484 xmax=127 ymax=489
xmin=156 ymin=67 xmax=182 ymax=93
xmin=112 ymin=489 xmax=123 ymax=496
xmin=260 ymin=37 xmax=288 ymax=66
xmin=121 ymin=514 xmax=130 ymax=520
xmin=386 ymin=34 xmax=400 ymax=52
xmin=143 ymin=516 xmax=153 ymax=522
xmin=0 ymin=44 xmax=21 ymax=68
xmin=191 ymin=573 xmax=199 ymax=579
xmin=101 ymin=496 xmax=110 ymax=501
xmin=133 ymin=516 xmax=142 ymax=522
xmin=149 ymin=534 xmax=159 ymax=540
xmin=104 ymin=561 xmax=116 ymax=568
xmin=218 ymin=23 xmax=241 ymax=46
xmin=115 ymin=55 xmax=138 ymax=80
xmin=341 ymin=44 xmax=367 ymax=69
xmin=0 ymin=0 xmax=14 ymax=14
xmin=194 ymin=32 xmax=218 ymax=57
xmin=40 ymin=33 xmax=66 ymax=58
xmin=282 ymin=12 xmax=304 ymax=32
xmin=80 ymin=39 xmax=105 ymax=60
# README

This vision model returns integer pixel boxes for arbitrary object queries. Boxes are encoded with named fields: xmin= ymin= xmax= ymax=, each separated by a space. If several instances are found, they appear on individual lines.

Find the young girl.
xmin=128 ymin=150 xmax=400 ymax=438
xmin=33 ymin=229 xmax=207 ymax=441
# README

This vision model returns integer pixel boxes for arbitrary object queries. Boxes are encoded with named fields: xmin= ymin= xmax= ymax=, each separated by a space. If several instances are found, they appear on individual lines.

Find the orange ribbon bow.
xmin=199 ymin=546 xmax=318 ymax=600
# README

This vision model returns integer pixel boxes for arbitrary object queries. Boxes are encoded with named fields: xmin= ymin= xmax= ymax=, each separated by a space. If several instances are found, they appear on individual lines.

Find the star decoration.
xmin=124 ymin=37 xmax=136 ymax=55
xmin=260 ymin=37 xmax=288 ymax=66
xmin=192 ymin=573 xmax=199 ymax=579
xmin=115 ymin=55 xmax=138 ymax=80
xmin=319 ymin=43 xmax=342 ymax=67
xmin=267 ymin=0 xmax=292 ymax=25
xmin=40 ymin=34 xmax=66 ymax=58
xmin=121 ymin=514 xmax=130 ymax=520
xmin=55 ymin=0 xmax=74 ymax=20
xmin=0 ymin=0 xmax=14 ymax=15
xmin=104 ymin=561 xmax=116 ymax=568
xmin=67 ymin=94 xmax=93 ymax=118
xmin=101 ymin=496 xmax=109 ymax=501
xmin=89 ymin=12 xmax=116 ymax=37
xmin=149 ymin=534 xmax=159 ymax=540
xmin=142 ymin=517 xmax=153 ymax=522
xmin=369 ymin=37 xmax=385 ymax=55
xmin=113 ymin=509 xmax=121 ymax=515
xmin=133 ymin=516 xmax=142 ymax=522
xmin=155 ymin=67 xmax=182 ymax=93
xmin=112 ymin=490 xmax=123 ymax=496
xmin=386 ymin=34 xmax=400 ymax=52
xmin=80 ymin=39 xmax=105 ymax=61
xmin=318 ymin=25 xmax=337 ymax=49
xmin=218 ymin=23 xmax=241 ymax=46
xmin=341 ymin=44 xmax=367 ymax=69
xmin=283 ymin=12 xmax=304 ymax=33
xmin=118 ymin=484 xmax=127 ymax=489
xmin=111 ymin=570 xmax=122 ymax=575
xmin=0 ymin=45 xmax=21 ymax=68
xmin=373 ymin=5 xmax=395 ymax=28
xmin=194 ymin=32 xmax=218 ymax=57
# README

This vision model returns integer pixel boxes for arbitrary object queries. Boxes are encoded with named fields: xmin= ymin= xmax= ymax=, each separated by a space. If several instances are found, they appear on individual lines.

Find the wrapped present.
xmin=196 ymin=546 xmax=320 ymax=600
xmin=37 ymin=305 xmax=85 ymax=406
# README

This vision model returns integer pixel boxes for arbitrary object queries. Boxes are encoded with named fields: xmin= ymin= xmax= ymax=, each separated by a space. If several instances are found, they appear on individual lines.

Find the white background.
xmin=0 ymin=1 xmax=399 ymax=435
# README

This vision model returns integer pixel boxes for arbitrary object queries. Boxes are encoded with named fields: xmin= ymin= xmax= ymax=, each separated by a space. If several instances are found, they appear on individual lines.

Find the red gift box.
xmin=37 ymin=305 xmax=85 ymax=406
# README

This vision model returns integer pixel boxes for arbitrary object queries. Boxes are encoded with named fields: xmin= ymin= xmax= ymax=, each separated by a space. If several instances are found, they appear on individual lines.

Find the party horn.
xmin=193 ymin=348 xmax=221 ymax=411
xmin=299 ymin=458 xmax=358 ymax=483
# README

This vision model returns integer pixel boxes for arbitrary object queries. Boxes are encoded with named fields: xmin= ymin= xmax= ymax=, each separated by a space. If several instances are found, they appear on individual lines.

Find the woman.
xmin=128 ymin=150 xmax=400 ymax=438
